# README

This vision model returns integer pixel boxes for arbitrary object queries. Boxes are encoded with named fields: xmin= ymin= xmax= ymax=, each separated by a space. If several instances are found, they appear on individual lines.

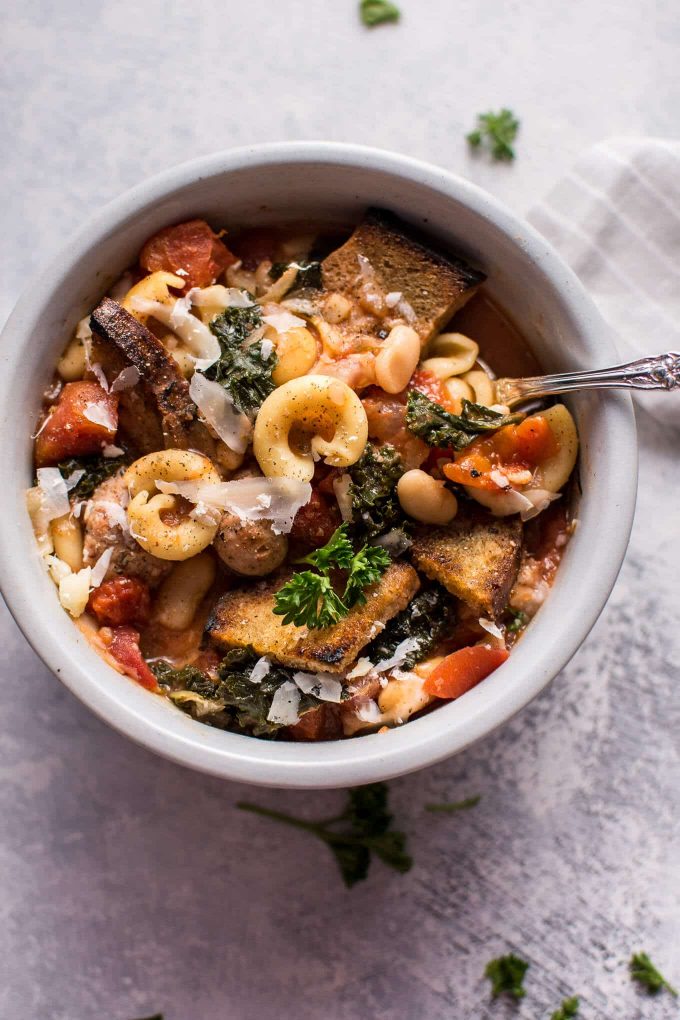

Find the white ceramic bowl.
xmin=0 ymin=143 xmax=637 ymax=788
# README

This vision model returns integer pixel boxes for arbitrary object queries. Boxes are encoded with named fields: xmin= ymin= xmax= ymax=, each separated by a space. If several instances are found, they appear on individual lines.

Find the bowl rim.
xmin=0 ymin=141 xmax=638 ymax=788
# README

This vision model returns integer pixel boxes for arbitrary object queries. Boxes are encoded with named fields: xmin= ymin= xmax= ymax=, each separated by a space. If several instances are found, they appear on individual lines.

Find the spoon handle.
xmin=496 ymin=351 xmax=680 ymax=407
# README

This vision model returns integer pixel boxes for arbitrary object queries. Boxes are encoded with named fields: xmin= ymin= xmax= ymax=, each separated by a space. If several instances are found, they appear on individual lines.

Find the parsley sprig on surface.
xmin=406 ymin=390 xmax=520 ymax=450
xmin=629 ymin=952 xmax=677 ymax=997
xmin=274 ymin=524 xmax=391 ymax=629
xmin=484 ymin=954 xmax=529 ymax=999
xmin=425 ymin=795 xmax=480 ymax=813
xmin=237 ymin=783 xmax=411 ymax=887
xmin=467 ymin=109 xmax=520 ymax=161
xmin=551 ymin=996 xmax=580 ymax=1019
xmin=360 ymin=0 xmax=400 ymax=27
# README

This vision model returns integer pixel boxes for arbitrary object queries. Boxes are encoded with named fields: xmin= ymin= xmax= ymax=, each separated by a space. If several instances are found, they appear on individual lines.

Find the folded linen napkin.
xmin=528 ymin=137 xmax=680 ymax=427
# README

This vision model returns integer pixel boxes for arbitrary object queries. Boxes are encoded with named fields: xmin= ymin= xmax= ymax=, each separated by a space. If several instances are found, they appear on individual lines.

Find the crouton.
xmin=322 ymin=208 xmax=485 ymax=346
xmin=409 ymin=510 xmax=522 ymax=621
xmin=207 ymin=561 xmax=420 ymax=673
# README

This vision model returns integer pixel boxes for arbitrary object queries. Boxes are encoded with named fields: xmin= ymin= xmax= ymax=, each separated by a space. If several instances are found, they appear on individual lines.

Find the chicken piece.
xmin=409 ymin=510 xmax=522 ymax=621
xmin=322 ymin=208 xmax=486 ymax=347
xmin=207 ymin=561 xmax=420 ymax=674
xmin=89 ymin=298 xmax=241 ymax=471
xmin=82 ymin=474 xmax=172 ymax=588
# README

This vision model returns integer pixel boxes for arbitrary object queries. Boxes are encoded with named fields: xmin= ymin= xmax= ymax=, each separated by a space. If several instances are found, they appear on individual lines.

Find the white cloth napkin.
xmin=528 ymin=137 xmax=680 ymax=427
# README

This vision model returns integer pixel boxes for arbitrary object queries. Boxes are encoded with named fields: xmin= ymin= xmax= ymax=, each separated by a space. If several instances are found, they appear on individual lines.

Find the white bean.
xmin=397 ymin=469 xmax=458 ymax=525
xmin=375 ymin=324 xmax=421 ymax=394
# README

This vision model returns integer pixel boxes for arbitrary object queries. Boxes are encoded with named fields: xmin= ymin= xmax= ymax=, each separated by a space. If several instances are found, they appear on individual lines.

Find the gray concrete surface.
xmin=1 ymin=2 xmax=679 ymax=1018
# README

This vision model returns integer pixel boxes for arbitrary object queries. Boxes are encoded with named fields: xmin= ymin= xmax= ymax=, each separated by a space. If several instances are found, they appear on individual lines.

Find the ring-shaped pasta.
xmin=443 ymin=376 xmax=474 ymax=412
xmin=462 ymin=369 xmax=495 ymax=407
xmin=467 ymin=404 xmax=579 ymax=514
xmin=123 ymin=449 xmax=221 ymax=498
xmin=422 ymin=333 xmax=479 ymax=379
xmin=124 ymin=450 xmax=221 ymax=561
xmin=127 ymin=492 xmax=217 ymax=561
xmin=253 ymin=375 xmax=368 ymax=481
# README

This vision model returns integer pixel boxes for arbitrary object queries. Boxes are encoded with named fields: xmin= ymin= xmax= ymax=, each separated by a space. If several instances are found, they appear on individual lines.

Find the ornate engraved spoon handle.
xmin=495 ymin=352 xmax=680 ymax=408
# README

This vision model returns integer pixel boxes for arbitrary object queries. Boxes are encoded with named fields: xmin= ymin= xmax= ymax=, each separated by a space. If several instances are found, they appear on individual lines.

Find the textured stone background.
xmin=1 ymin=2 xmax=679 ymax=1018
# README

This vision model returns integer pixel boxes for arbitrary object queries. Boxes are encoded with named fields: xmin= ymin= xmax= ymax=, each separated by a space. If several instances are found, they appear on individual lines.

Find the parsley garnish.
xmin=467 ymin=109 xmax=520 ymax=161
xmin=206 ymin=304 xmax=276 ymax=416
xmin=237 ymin=783 xmax=412 ymax=887
xmin=551 ymin=997 xmax=580 ymax=1019
xmin=360 ymin=0 xmax=400 ymax=27
xmin=505 ymin=608 xmax=528 ymax=634
xmin=629 ymin=952 xmax=677 ymax=997
xmin=484 ymin=954 xmax=529 ymax=999
xmin=274 ymin=524 xmax=391 ymax=629
xmin=405 ymin=389 xmax=519 ymax=450
xmin=425 ymin=795 xmax=480 ymax=813
xmin=269 ymin=259 xmax=322 ymax=291
xmin=348 ymin=442 xmax=406 ymax=540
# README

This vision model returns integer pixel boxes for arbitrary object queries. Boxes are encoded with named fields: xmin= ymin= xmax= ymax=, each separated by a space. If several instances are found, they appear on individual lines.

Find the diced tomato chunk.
xmin=409 ymin=370 xmax=459 ymax=413
xmin=107 ymin=626 xmax=158 ymax=691
xmin=139 ymin=219 xmax=237 ymax=291
xmin=424 ymin=645 xmax=509 ymax=699
xmin=443 ymin=413 xmax=560 ymax=491
xmin=87 ymin=576 xmax=151 ymax=627
xmin=511 ymin=415 xmax=559 ymax=462
xmin=290 ymin=489 xmax=341 ymax=549
xmin=35 ymin=381 xmax=119 ymax=467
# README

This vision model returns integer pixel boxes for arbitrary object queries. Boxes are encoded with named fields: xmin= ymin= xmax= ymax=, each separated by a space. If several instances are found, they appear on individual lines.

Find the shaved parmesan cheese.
xmin=385 ymin=291 xmax=402 ymax=308
xmin=346 ymin=657 xmax=374 ymax=680
xmin=281 ymin=298 xmax=317 ymax=317
xmin=260 ymin=338 xmax=274 ymax=360
xmin=36 ymin=468 xmax=70 ymax=522
xmin=519 ymin=489 xmax=561 ymax=522
xmin=130 ymin=295 xmax=221 ymax=371
xmin=157 ymin=476 xmax=312 ymax=536
xmin=93 ymin=500 xmax=129 ymax=533
xmin=479 ymin=617 xmax=504 ymax=640
xmin=174 ymin=268 xmax=189 ymax=278
xmin=188 ymin=373 xmax=251 ymax=454
xmin=373 ymin=528 xmax=412 ymax=556
xmin=355 ymin=700 xmax=382 ymax=723
xmin=374 ymin=637 xmax=421 ymax=674
xmin=64 ymin=468 xmax=86 ymax=491
xmin=83 ymin=402 xmax=116 ymax=432
xmin=90 ymin=547 xmax=113 ymax=588
xmin=110 ymin=366 xmax=140 ymax=393
xmin=293 ymin=671 xmax=343 ymax=703
xmin=249 ymin=657 xmax=271 ymax=684
xmin=489 ymin=468 xmax=510 ymax=489
xmin=102 ymin=443 xmax=125 ymax=458
xmin=45 ymin=554 xmax=72 ymax=584
xmin=75 ymin=316 xmax=92 ymax=342
xmin=89 ymin=362 xmax=109 ymax=392
xmin=267 ymin=681 xmax=300 ymax=725
xmin=59 ymin=567 xmax=92 ymax=618
xmin=396 ymin=297 xmax=416 ymax=323
xmin=189 ymin=286 xmax=255 ymax=310
xmin=333 ymin=473 xmax=353 ymax=523
xmin=262 ymin=311 xmax=305 ymax=333
xmin=189 ymin=502 xmax=221 ymax=527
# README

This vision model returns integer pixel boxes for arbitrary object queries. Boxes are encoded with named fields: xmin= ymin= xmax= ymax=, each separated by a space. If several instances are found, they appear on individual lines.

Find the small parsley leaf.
xmin=360 ymin=0 xmax=400 ymax=27
xmin=551 ymin=996 xmax=580 ymax=1020
xmin=484 ymin=954 xmax=529 ymax=999
xmin=629 ymin=952 xmax=677 ymax=997
xmin=467 ymin=109 xmax=520 ymax=161
xmin=274 ymin=571 xmax=347 ymax=630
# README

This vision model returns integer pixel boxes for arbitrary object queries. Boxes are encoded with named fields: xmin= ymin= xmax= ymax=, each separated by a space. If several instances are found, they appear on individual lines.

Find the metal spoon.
xmin=494 ymin=352 xmax=680 ymax=408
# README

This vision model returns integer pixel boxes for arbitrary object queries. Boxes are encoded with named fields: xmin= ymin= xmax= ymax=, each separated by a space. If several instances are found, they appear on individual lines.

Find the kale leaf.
xmin=237 ymin=782 xmax=412 ymax=887
xmin=405 ymin=390 xmax=519 ymax=450
xmin=366 ymin=587 xmax=456 ymax=670
xmin=484 ymin=954 xmax=529 ymax=999
xmin=269 ymin=259 xmax=323 ymax=291
xmin=56 ymin=453 xmax=127 ymax=500
xmin=206 ymin=305 xmax=277 ymax=416
xmin=151 ymin=661 xmax=216 ymax=697
xmin=348 ymin=443 xmax=406 ymax=541
xmin=215 ymin=648 xmax=319 ymax=736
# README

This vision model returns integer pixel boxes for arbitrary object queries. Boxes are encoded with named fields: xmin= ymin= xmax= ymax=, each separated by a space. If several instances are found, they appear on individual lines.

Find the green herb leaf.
xmin=629 ymin=952 xmax=677 ymax=997
xmin=206 ymin=304 xmax=276 ymax=416
xmin=151 ymin=661 xmax=216 ymax=697
xmin=348 ymin=442 xmax=406 ymax=540
xmin=551 ymin=996 xmax=580 ymax=1020
xmin=237 ymin=782 xmax=411 ymax=887
xmin=484 ymin=954 xmax=529 ymax=999
xmin=467 ymin=109 xmax=520 ymax=161
xmin=360 ymin=0 xmax=400 ymax=26
xmin=425 ymin=795 xmax=481 ymax=813
xmin=269 ymin=259 xmax=323 ymax=291
xmin=274 ymin=524 xmax=391 ymax=629
xmin=56 ymin=453 xmax=127 ymax=500
xmin=505 ymin=607 xmax=529 ymax=634
xmin=405 ymin=390 xmax=519 ymax=450
xmin=366 ymin=586 xmax=456 ymax=671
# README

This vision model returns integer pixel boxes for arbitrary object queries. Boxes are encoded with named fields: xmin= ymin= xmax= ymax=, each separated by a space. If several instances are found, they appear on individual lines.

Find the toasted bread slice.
xmin=322 ymin=208 xmax=485 ymax=345
xmin=207 ymin=561 xmax=420 ymax=673
xmin=409 ymin=510 xmax=522 ymax=621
